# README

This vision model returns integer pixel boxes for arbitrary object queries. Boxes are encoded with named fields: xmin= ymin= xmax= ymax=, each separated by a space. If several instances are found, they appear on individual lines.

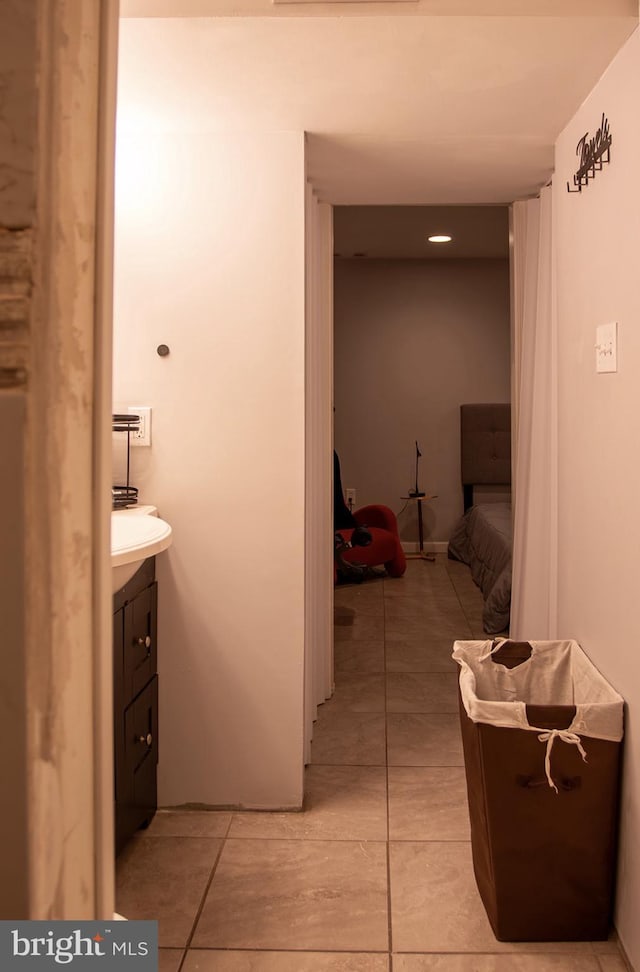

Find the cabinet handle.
xmin=138 ymin=733 xmax=153 ymax=746
xmin=137 ymin=635 xmax=152 ymax=649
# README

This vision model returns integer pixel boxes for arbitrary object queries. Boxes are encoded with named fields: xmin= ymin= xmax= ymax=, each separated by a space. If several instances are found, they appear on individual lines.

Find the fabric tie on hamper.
xmin=535 ymin=728 xmax=588 ymax=793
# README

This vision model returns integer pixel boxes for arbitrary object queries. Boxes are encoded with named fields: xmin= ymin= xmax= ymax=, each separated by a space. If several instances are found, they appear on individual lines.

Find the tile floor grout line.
xmin=191 ymin=835 xmax=391 ymax=844
xmin=383 ymin=574 xmax=394 ymax=965
xmin=389 ymin=948 xmax=608 ymax=955
xmin=179 ymin=945 xmax=393 ymax=953
xmin=305 ymin=762 xmax=388 ymax=768
xmin=445 ymin=554 xmax=477 ymax=640
xmin=386 ymin=840 xmax=394 ymax=970
xmin=180 ymin=818 xmax=232 ymax=958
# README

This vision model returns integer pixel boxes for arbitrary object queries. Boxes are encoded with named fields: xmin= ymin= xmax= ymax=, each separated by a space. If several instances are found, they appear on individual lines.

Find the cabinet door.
xmin=124 ymin=675 xmax=158 ymax=805
xmin=124 ymin=581 xmax=158 ymax=703
xmin=117 ymin=676 xmax=159 ymax=853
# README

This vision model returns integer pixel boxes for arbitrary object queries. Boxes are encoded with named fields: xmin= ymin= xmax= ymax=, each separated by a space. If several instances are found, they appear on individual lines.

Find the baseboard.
xmin=402 ymin=540 xmax=449 ymax=554
xmin=617 ymin=934 xmax=636 ymax=972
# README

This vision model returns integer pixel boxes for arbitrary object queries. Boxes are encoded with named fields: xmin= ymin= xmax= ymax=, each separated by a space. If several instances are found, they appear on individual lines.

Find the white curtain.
xmin=304 ymin=185 xmax=334 ymax=763
xmin=510 ymin=185 xmax=558 ymax=639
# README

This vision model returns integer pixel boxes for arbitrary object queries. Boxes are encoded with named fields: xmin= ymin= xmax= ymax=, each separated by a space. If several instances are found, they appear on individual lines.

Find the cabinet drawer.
xmin=124 ymin=581 xmax=158 ymax=703
xmin=116 ymin=676 xmax=158 ymax=851
xmin=123 ymin=676 xmax=159 ymax=780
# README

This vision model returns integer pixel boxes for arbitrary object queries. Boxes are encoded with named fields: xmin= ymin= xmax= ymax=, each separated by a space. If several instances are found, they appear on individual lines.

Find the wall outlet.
xmin=345 ymin=488 xmax=356 ymax=510
xmin=128 ymin=406 xmax=152 ymax=446
xmin=595 ymin=322 xmax=617 ymax=373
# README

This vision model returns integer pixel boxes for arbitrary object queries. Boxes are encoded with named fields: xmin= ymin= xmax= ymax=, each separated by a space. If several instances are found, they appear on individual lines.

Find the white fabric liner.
xmin=453 ymin=639 xmax=624 ymax=791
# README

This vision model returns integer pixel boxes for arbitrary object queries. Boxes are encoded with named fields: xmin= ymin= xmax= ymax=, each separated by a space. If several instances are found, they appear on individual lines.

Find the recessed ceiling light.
xmin=428 ymin=235 xmax=452 ymax=243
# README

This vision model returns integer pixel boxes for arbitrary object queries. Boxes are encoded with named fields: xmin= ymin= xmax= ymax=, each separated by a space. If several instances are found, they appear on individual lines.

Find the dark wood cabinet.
xmin=113 ymin=557 xmax=159 ymax=854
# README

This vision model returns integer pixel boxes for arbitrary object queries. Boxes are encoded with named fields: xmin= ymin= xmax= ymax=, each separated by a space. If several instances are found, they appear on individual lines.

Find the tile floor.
xmin=116 ymin=556 xmax=628 ymax=972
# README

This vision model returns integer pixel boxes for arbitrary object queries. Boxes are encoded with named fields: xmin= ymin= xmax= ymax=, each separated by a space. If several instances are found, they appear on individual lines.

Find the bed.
xmin=447 ymin=404 xmax=512 ymax=634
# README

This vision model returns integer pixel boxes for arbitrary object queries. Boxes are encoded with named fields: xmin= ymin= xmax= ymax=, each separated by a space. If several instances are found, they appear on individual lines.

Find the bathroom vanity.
xmin=113 ymin=557 xmax=158 ymax=854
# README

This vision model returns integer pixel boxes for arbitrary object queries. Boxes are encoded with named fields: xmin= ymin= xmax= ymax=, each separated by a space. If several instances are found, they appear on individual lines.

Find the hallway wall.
xmin=334 ymin=258 xmax=510 ymax=544
xmin=555 ymin=27 xmax=640 ymax=969
xmin=113 ymin=127 xmax=307 ymax=809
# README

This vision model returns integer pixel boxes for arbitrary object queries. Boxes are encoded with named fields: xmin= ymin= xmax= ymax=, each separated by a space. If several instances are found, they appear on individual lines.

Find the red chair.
xmin=334 ymin=452 xmax=406 ymax=580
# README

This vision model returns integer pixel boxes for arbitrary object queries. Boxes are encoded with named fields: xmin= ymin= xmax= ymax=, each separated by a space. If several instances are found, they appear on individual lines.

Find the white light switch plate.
xmin=596 ymin=322 xmax=617 ymax=373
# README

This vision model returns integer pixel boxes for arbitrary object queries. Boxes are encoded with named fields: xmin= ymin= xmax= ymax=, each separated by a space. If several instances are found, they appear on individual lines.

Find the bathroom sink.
xmin=111 ymin=509 xmax=172 ymax=593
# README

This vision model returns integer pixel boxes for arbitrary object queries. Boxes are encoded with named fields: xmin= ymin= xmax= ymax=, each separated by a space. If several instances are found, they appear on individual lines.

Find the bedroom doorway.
xmin=332 ymin=204 xmax=512 ymax=586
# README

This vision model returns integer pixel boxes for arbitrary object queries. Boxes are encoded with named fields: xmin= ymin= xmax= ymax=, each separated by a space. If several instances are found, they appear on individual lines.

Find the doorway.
xmin=332 ymin=204 xmax=512 ymax=559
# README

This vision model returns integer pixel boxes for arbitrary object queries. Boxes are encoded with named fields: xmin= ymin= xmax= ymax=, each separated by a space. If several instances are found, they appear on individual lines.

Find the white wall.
xmin=113 ymin=128 xmax=306 ymax=808
xmin=555 ymin=28 xmax=640 ymax=968
xmin=334 ymin=258 xmax=510 ymax=544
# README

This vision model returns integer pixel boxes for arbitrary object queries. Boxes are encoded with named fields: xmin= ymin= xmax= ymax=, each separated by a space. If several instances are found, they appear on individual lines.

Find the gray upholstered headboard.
xmin=460 ymin=403 xmax=511 ymax=511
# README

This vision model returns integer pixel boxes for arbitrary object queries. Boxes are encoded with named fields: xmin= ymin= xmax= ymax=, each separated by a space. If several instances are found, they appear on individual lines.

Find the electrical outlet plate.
xmin=128 ymin=406 xmax=152 ymax=446
xmin=596 ymin=322 xmax=617 ymax=373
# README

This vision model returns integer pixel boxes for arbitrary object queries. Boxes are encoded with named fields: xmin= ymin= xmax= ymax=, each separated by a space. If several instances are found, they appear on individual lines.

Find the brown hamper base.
xmin=459 ymin=692 xmax=621 ymax=941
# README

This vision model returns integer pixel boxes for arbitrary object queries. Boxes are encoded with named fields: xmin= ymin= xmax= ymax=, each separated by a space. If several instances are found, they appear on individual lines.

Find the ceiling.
xmin=122 ymin=0 xmax=636 ymax=17
xmin=117 ymin=6 xmax=637 ymax=204
xmin=334 ymin=205 xmax=509 ymax=259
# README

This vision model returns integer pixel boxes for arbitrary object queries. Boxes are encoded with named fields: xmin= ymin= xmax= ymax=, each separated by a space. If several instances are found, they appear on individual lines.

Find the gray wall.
xmin=334 ymin=258 xmax=510 ymax=544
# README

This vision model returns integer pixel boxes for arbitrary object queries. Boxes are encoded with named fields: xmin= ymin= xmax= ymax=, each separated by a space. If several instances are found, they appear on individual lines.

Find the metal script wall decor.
xmin=567 ymin=113 xmax=612 ymax=193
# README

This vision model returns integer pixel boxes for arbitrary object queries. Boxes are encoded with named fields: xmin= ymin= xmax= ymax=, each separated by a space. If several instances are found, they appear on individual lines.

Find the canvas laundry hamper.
xmin=453 ymin=639 xmax=624 ymax=942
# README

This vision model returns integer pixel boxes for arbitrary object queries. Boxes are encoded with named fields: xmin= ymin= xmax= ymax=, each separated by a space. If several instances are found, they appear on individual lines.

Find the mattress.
xmin=448 ymin=502 xmax=512 ymax=635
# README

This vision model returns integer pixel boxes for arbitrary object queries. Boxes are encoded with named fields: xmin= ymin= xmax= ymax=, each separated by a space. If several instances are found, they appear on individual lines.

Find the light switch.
xmin=595 ymin=322 xmax=617 ymax=374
